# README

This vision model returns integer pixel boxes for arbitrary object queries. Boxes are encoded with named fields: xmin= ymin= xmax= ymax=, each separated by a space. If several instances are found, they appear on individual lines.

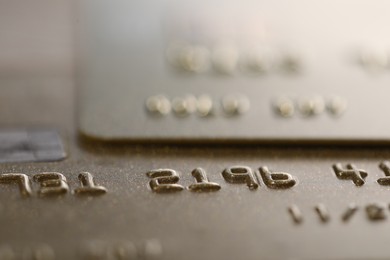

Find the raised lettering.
xmin=341 ymin=203 xmax=358 ymax=222
xmin=288 ymin=205 xmax=303 ymax=224
xmin=188 ymin=168 xmax=221 ymax=192
xmin=366 ymin=203 xmax=386 ymax=221
xmin=314 ymin=204 xmax=330 ymax=223
xmin=377 ymin=161 xmax=390 ymax=185
xmin=332 ymin=163 xmax=367 ymax=186
xmin=33 ymin=172 xmax=69 ymax=197
xmin=259 ymin=166 xmax=296 ymax=189
xmin=0 ymin=173 xmax=32 ymax=197
xmin=74 ymin=172 xmax=107 ymax=196
xmin=146 ymin=169 xmax=184 ymax=193
xmin=222 ymin=166 xmax=258 ymax=190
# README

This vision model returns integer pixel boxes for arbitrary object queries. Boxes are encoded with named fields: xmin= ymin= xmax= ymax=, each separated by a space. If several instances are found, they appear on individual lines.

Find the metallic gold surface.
xmin=2 ymin=1 xmax=390 ymax=259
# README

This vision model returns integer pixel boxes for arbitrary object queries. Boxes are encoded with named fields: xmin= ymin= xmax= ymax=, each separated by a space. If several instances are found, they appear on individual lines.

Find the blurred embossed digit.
xmin=146 ymin=169 xmax=184 ymax=193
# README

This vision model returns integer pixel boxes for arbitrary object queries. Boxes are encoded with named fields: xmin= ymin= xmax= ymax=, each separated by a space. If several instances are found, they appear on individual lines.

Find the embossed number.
xmin=33 ymin=172 xmax=69 ymax=197
xmin=366 ymin=203 xmax=386 ymax=221
xmin=146 ymin=169 xmax=184 ymax=193
xmin=188 ymin=168 xmax=221 ymax=192
xmin=0 ymin=173 xmax=32 ymax=197
xmin=259 ymin=166 xmax=296 ymax=189
xmin=222 ymin=166 xmax=258 ymax=190
xmin=332 ymin=163 xmax=367 ymax=186
xmin=74 ymin=172 xmax=107 ymax=196
xmin=377 ymin=161 xmax=390 ymax=185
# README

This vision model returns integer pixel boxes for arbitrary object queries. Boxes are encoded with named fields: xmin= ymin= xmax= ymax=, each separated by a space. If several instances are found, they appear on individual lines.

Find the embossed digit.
xmin=259 ymin=166 xmax=296 ymax=189
xmin=222 ymin=166 xmax=258 ymax=190
xmin=0 ymin=173 xmax=32 ymax=197
xmin=288 ymin=204 xmax=303 ymax=224
xmin=332 ymin=163 xmax=367 ymax=186
xmin=188 ymin=168 xmax=221 ymax=192
xmin=377 ymin=161 xmax=390 ymax=185
xmin=146 ymin=169 xmax=184 ymax=193
xmin=74 ymin=172 xmax=107 ymax=196
xmin=33 ymin=172 xmax=69 ymax=197
xmin=314 ymin=204 xmax=330 ymax=223
xmin=341 ymin=203 xmax=358 ymax=222
xmin=366 ymin=203 xmax=386 ymax=221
